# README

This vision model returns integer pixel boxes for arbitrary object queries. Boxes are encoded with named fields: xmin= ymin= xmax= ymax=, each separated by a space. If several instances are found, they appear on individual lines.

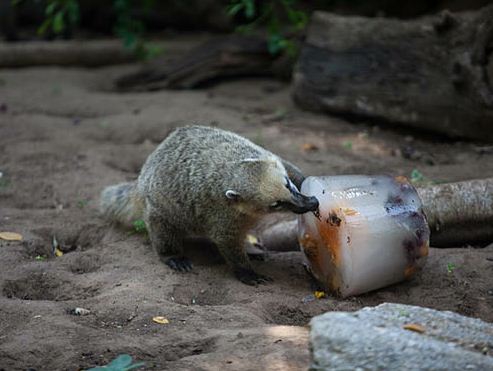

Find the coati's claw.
xmin=234 ymin=267 xmax=272 ymax=286
xmin=166 ymin=256 xmax=193 ymax=272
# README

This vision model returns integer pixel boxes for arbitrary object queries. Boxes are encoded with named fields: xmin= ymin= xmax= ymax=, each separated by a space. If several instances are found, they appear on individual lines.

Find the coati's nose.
xmin=289 ymin=193 xmax=319 ymax=214
xmin=305 ymin=195 xmax=319 ymax=211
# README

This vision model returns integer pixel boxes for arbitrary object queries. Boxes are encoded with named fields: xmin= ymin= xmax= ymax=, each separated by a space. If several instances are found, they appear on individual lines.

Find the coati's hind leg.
xmin=144 ymin=207 xmax=192 ymax=272
xmin=209 ymin=227 xmax=272 ymax=285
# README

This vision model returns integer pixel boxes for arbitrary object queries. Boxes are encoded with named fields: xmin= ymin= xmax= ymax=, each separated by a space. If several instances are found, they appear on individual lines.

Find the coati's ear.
xmin=238 ymin=157 xmax=274 ymax=172
xmin=240 ymin=157 xmax=274 ymax=164
xmin=225 ymin=190 xmax=241 ymax=201
xmin=240 ymin=158 xmax=262 ymax=163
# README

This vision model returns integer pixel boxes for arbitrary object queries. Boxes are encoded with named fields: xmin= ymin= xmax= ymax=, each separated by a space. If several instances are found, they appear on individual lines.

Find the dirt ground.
xmin=0 ymin=50 xmax=493 ymax=370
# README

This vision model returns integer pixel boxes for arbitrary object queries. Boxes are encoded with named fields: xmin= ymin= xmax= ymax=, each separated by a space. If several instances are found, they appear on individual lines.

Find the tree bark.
xmin=293 ymin=5 xmax=493 ymax=142
xmin=259 ymin=178 xmax=493 ymax=249
xmin=417 ymin=178 xmax=493 ymax=247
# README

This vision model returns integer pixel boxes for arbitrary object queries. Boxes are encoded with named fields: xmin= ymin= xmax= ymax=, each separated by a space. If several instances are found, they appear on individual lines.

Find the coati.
xmin=100 ymin=126 xmax=319 ymax=285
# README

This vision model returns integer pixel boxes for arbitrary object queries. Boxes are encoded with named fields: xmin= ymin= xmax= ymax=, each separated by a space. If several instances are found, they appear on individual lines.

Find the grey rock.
xmin=310 ymin=303 xmax=493 ymax=371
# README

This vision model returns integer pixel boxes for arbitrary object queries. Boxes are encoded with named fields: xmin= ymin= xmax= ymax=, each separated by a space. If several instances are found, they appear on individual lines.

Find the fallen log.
xmin=0 ymin=39 xmax=136 ymax=67
xmin=257 ymin=219 xmax=299 ymax=252
xmin=0 ymin=38 xmax=207 ymax=68
xmin=115 ymin=35 xmax=292 ymax=91
xmin=417 ymin=178 xmax=493 ymax=247
xmin=259 ymin=178 xmax=493 ymax=249
xmin=293 ymin=5 xmax=493 ymax=142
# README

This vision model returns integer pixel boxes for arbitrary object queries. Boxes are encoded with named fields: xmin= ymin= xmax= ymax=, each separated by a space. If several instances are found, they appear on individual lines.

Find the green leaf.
xmin=235 ymin=24 xmax=254 ymax=35
xmin=66 ymin=0 xmax=80 ymax=25
xmin=267 ymin=17 xmax=280 ymax=34
xmin=37 ymin=19 xmax=51 ymax=36
xmin=282 ymin=40 xmax=298 ymax=57
xmin=410 ymin=169 xmax=425 ymax=183
xmin=77 ymin=199 xmax=88 ymax=209
xmin=114 ymin=0 xmax=128 ymax=12
xmin=133 ymin=219 xmax=147 ymax=234
xmin=342 ymin=140 xmax=353 ymax=150
xmin=52 ymin=11 xmax=65 ymax=34
xmin=290 ymin=10 xmax=307 ymax=31
xmin=267 ymin=33 xmax=283 ymax=55
xmin=0 ymin=177 xmax=10 ymax=189
xmin=108 ymin=354 xmax=133 ymax=368
xmin=87 ymin=354 xmax=145 ymax=371
xmin=447 ymin=262 xmax=456 ymax=274
xmin=140 ymin=43 xmax=164 ymax=60
xmin=143 ymin=0 xmax=155 ymax=10
xmin=117 ymin=28 xmax=137 ymax=48
xmin=244 ymin=0 xmax=255 ymax=19
xmin=45 ymin=2 xmax=57 ymax=16
xmin=227 ymin=3 xmax=243 ymax=16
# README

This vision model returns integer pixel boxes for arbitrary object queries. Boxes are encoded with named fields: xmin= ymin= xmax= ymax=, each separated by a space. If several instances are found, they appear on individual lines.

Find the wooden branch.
xmin=417 ymin=178 xmax=493 ymax=247
xmin=259 ymin=178 xmax=493 ymax=249
xmin=258 ymin=220 xmax=299 ymax=252
xmin=0 ymin=40 xmax=137 ymax=67
xmin=293 ymin=5 xmax=493 ymax=142
xmin=115 ymin=35 xmax=289 ymax=91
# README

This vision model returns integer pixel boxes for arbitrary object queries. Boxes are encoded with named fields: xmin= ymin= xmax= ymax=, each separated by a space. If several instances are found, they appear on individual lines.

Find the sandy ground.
xmin=0 ymin=56 xmax=493 ymax=370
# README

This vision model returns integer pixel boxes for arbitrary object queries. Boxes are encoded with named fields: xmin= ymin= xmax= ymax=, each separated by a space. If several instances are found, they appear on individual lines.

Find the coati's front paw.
xmin=165 ymin=256 xmax=193 ymax=272
xmin=234 ymin=267 xmax=272 ymax=286
xmin=246 ymin=251 xmax=266 ymax=261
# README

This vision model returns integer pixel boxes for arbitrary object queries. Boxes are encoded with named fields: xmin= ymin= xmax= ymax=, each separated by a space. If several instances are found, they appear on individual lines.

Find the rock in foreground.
xmin=310 ymin=303 xmax=493 ymax=370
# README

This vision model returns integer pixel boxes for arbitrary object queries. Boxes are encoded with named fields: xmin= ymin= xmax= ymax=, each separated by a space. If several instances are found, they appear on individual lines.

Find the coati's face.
xmin=225 ymin=157 xmax=319 ymax=216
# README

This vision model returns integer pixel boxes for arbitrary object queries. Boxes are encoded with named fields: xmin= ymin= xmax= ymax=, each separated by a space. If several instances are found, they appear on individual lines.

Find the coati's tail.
xmin=100 ymin=182 xmax=144 ymax=227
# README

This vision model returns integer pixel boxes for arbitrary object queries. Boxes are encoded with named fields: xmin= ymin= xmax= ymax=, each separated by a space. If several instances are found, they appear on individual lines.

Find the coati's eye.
xmin=270 ymin=201 xmax=282 ymax=210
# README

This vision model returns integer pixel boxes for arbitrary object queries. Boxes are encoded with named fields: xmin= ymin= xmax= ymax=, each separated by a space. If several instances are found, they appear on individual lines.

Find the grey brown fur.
xmin=100 ymin=126 xmax=318 ymax=284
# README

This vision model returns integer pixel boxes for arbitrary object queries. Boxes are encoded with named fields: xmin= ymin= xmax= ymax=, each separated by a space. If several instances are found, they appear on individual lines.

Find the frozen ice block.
xmin=298 ymin=175 xmax=429 ymax=297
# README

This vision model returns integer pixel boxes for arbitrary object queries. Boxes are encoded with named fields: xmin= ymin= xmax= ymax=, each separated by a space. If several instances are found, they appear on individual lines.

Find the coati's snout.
xmin=270 ymin=192 xmax=319 ymax=214
xmin=270 ymin=177 xmax=319 ymax=214
xmin=287 ymin=192 xmax=319 ymax=214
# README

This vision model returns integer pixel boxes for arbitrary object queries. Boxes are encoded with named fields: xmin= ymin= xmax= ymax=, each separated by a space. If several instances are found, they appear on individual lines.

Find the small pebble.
xmin=67 ymin=307 xmax=91 ymax=316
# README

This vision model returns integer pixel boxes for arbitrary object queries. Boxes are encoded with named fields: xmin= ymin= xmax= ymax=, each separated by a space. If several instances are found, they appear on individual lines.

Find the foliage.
xmin=0 ymin=176 xmax=10 ymax=189
xmin=25 ymin=0 xmax=309 ymax=58
xmin=410 ymin=169 xmax=425 ymax=184
xmin=77 ymin=199 xmax=88 ymax=209
xmin=113 ymin=0 xmax=163 ymax=60
xmin=342 ymin=140 xmax=353 ymax=150
xmin=28 ymin=0 xmax=162 ymax=59
xmin=87 ymin=354 xmax=145 ymax=371
xmin=132 ymin=219 xmax=147 ymax=234
xmin=37 ymin=0 xmax=80 ymax=36
xmin=227 ymin=0 xmax=308 ymax=56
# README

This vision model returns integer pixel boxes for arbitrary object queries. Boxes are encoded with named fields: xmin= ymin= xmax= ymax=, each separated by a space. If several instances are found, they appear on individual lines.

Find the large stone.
xmin=310 ymin=303 xmax=493 ymax=370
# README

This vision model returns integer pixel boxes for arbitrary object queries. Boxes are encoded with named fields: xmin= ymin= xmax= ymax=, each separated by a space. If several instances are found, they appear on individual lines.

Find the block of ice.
xmin=298 ymin=175 xmax=429 ymax=297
